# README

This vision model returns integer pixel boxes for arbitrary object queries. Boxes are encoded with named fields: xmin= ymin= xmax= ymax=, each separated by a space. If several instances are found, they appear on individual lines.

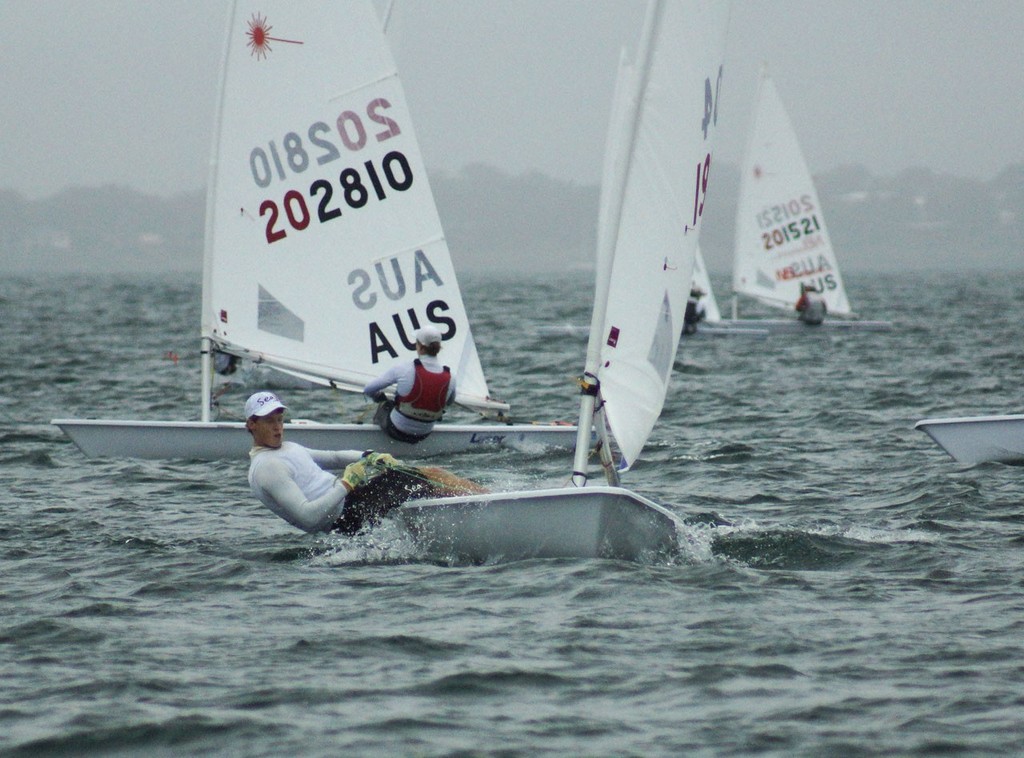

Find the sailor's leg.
xmin=416 ymin=466 xmax=489 ymax=495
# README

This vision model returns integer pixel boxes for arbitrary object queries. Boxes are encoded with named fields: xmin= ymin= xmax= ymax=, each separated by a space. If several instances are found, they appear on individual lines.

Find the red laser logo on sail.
xmin=246 ymin=13 xmax=303 ymax=60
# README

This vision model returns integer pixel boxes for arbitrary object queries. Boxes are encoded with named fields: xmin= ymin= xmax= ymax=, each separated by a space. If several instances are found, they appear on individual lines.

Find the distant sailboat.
xmin=690 ymin=247 xmax=722 ymax=322
xmin=547 ymin=245 xmax=765 ymax=340
xmin=681 ymin=247 xmax=772 ymax=338
xmin=717 ymin=64 xmax=891 ymax=333
xmin=52 ymin=0 xmax=577 ymax=459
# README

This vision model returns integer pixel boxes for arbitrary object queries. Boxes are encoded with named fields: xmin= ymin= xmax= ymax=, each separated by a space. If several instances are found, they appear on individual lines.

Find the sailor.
xmin=213 ymin=349 xmax=240 ymax=376
xmin=363 ymin=325 xmax=456 ymax=443
xmin=683 ymin=286 xmax=707 ymax=335
xmin=795 ymin=283 xmax=827 ymax=325
xmin=245 ymin=391 xmax=484 ymax=535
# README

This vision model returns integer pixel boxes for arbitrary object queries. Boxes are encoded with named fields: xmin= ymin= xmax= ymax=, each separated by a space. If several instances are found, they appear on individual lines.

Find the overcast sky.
xmin=2 ymin=1 xmax=1022 ymax=201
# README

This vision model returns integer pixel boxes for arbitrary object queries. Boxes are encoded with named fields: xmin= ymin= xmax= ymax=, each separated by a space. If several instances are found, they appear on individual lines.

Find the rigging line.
xmin=329 ymin=382 xmax=353 ymax=421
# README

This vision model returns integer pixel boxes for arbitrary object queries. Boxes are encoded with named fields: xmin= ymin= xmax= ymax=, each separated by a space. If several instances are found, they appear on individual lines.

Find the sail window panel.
xmin=257 ymin=285 xmax=305 ymax=342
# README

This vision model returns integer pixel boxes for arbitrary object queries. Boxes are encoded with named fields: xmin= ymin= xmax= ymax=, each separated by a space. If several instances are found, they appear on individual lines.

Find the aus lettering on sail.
xmin=776 ymin=255 xmax=838 ymax=293
xmin=348 ymin=249 xmax=459 ymax=364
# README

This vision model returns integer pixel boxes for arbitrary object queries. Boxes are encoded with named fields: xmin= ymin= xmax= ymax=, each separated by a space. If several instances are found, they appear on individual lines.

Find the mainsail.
xmin=201 ymin=0 xmax=498 ymax=413
xmin=577 ymin=0 xmax=731 ymax=471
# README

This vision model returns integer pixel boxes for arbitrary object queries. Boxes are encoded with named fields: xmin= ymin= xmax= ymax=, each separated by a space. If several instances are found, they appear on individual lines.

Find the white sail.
xmin=584 ymin=0 xmax=731 ymax=469
xmin=731 ymin=64 xmax=851 ymax=316
xmin=202 ymin=0 xmax=498 ymax=412
xmin=597 ymin=49 xmax=636 ymax=262
xmin=691 ymin=247 xmax=722 ymax=323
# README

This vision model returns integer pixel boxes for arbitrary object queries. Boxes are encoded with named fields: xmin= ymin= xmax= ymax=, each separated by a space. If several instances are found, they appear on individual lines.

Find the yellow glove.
xmin=363 ymin=452 xmax=398 ymax=469
xmin=340 ymin=460 xmax=370 ymax=490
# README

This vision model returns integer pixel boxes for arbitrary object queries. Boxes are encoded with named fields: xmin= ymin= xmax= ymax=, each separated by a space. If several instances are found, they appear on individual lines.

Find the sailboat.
xmin=681 ymin=246 xmax=768 ymax=338
xmin=396 ymin=0 xmax=732 ymax=562
xmin=915 ymin=415 xmax=1024 ymax=465
xmin=52 ymin=0 xmax=577 ymax=460
xmin=690 ymin=247 xmax=722 ymax=322
xmin=716 ymin=64 xmax=891 ymax=334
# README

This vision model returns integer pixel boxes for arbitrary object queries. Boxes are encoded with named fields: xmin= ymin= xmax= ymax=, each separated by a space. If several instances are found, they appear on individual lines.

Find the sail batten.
xmin=325 ymin=71 xmax=401 ymax=103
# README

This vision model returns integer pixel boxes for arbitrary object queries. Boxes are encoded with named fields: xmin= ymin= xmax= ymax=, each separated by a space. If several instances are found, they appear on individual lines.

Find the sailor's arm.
xmin=253 ymin=458 xmax=348 ymax=533
xmin=306 ymin=449 xmax=364 ymax=470
xmin=363 ymin=365 xmax=403 ymax=398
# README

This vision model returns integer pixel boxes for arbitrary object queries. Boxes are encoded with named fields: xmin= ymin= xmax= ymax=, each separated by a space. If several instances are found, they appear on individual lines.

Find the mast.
xmin=200 ymin=337 xmax=213 ymax=423
xmin=199 ymin=1 xmax=237 ymax=422
xmin=731 ymin=61 xmax=769 ymax=313
xmin=571 ymin=0 xmax=664 ymax=487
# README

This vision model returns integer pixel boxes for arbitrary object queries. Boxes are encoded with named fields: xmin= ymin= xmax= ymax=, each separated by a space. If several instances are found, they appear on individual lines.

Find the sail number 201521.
xmin=761 ymin=215 xmax=821 ymax=251
xmin=251 ymin=98 xmax=413 ymax=244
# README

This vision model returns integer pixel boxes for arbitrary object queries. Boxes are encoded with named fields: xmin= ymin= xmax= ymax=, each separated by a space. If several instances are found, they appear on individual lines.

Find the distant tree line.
xmin=1 ymin=163 xmax=1020 ymax=274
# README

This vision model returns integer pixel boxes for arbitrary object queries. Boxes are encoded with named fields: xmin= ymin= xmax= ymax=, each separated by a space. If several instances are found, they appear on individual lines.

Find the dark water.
xmin=3 ymin=269 xmax=1024 ymax=756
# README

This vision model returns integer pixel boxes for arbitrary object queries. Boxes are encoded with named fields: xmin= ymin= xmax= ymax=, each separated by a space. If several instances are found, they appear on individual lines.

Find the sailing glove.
xmin=362 ymin=451 xmax=398 ymax=469
xmin=372 ymin=392 xmax=387 ymax=403
xmin=341 ymin=461 xmax=370 ymax=490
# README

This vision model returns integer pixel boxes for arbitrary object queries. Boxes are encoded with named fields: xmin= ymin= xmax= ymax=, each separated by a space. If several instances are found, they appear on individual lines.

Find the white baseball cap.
xmin=414 ymin=325 xmax=443 ymax=345
xmin=245 ymin=391 xmax=287 ymax=419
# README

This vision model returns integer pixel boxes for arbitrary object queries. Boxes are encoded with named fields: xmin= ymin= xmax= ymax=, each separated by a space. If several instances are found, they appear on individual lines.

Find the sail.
xmin=597 ymin=49 xmax=636 ymax=263
xmin=731 ymin=65 xmax=851 ymax=316
xmin=201 ymin=0 xmax=499 ymax=412
xmin=691 ymin=247 xmax=722 ymax=322
xmin=585 ymin=0 xmax=731 ymax=469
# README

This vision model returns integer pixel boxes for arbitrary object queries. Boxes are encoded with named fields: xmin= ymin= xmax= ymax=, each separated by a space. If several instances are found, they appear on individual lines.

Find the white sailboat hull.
xmin=915 ymin=414 xmax=1024 ymax=465
xmin=685 ymin=324 xmax=769 ymax=339
xmin=712 ymin=318 xmax=893 ymax=333
xmin=52 ymin=419 xmax=578 ymax=460
xmin=397 ymin=486 xmax=682 ymax=562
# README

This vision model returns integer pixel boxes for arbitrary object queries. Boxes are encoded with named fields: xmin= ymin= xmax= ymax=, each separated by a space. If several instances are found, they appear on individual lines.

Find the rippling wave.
xmin=2 ymin=269 xmax=1023 ymax=755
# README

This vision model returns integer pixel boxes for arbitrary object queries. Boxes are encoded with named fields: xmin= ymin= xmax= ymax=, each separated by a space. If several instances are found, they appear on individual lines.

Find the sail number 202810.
xmin=249 ymin=98 xmax=400 ymax=188
xmin=260 ymin=152 xmax=413 ymax=244
xmin=250 ymin=97 xmax=414 ymax=244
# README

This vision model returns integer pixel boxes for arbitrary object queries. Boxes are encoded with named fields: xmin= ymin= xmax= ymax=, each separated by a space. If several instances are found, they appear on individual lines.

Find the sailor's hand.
xmin=371 ymin=392 xmax=387 ymax=403
xmin=341 ymin=460 xmax=370 ymax=491
xmin=362 ymin=451 xmax=398 ymax=468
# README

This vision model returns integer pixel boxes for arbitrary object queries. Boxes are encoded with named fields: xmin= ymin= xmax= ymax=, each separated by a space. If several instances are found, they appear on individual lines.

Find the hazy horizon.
xmin=3 ymin=0 xmax=1022 ymax=204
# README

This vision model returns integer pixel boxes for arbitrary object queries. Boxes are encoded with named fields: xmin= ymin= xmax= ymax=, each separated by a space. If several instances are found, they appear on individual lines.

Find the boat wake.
xmin=702 ymin=520 xmax=936 ymax=570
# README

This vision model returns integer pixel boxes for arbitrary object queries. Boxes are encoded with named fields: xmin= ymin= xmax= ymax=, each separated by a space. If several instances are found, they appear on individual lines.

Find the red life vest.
xmin=395 ymin=360 xmax=452 ymax=422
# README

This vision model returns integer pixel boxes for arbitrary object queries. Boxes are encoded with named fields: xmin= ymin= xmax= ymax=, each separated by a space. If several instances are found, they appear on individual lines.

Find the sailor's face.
xmin=248 ymin=409 xmax=285 ymax=448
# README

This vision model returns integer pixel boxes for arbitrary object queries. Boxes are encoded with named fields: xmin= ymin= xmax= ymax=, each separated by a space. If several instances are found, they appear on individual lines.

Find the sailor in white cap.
xmin=362 ymin=325 xmax=457 ymax=443
xmin=244 ymin=391 xmax=484 ymax=534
